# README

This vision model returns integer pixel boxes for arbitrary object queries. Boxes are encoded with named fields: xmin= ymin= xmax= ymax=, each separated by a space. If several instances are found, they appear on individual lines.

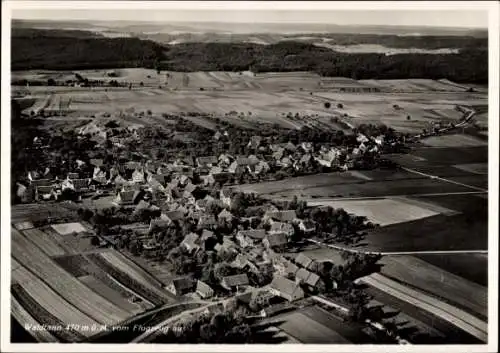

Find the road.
xmin=401 ymin=167 xmax=487 ymax=193
xmin=306 ymin=238 xmax=487 ymax=256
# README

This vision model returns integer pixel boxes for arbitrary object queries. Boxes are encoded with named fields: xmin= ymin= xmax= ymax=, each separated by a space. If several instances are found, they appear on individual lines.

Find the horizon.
xmin=11 ymin=9 xmax=488 ymax=29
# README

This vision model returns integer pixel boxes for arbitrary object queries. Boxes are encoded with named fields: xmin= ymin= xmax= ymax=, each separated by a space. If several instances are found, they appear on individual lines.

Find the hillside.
xmin=11 ymin=29 xmax=488 ymax=83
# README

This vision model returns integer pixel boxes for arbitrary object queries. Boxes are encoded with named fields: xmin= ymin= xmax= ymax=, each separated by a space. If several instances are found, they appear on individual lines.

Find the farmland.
xmin=13 ymin=68 xmax=487 ymax=134
xmin=358 ymin=273 xmax=487 ymax=343
xmin=378 ymin=256 xmax=487 ymax=319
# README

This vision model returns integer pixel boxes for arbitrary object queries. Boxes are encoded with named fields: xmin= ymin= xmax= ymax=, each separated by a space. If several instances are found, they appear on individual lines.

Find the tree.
xmin=324 ymin=102 xmax=331 ymax=109
xmin=90 ymin=236 xmax=100 ymax=247
xmin=337 ymin=103 xmax=344 ymax=109
xmin=214 ymin=262 xmax=232 ymax=281
xmin=406 ymin=115 xmax=411 ymax=120
xmin=140 ymin=81 xmax=144 ymax=87
xmin=47 ymin=78 xmax=56 ymax=86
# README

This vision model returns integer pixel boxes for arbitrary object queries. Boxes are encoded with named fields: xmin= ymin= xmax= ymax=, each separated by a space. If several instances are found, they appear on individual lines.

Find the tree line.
xmin=12 ymin=29 xmax=487 ymax=83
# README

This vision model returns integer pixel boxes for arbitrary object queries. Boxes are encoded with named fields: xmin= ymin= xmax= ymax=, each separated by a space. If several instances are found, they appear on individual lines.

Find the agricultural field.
xmin=415 ymin=253 xmax=488 ymax=287
xmin=453 ymin=163 xmax=488 ymax=175
xmin=363 ymin=284 xmax=482 ymax=344
xmin=379 ymin=255 xmax=488 ymax=319
xmin=13 ymin=70 xmax=486 ymax=133
xmin=307 ymin=196 xmax=455 ymax=226
xmin=420 ymin=134 xmax=488 ymax=147
xmin=358 ymin=273 xmax=487 ymax=343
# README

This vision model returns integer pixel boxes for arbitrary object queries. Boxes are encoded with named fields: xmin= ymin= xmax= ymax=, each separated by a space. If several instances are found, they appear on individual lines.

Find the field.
xmin=358 ymin=273 xmax=487 ymax=343
xmin=13 ymin=69 xmax=486 ymax=133
xmin=307 ymin=197 xmax=453 ymax=226
xmin=453 ymin=163 xmax=488 ymax=175
xmin=420 ymin=134 xmax=487 ymax=147
xmin=379 ymin=256 xmax=487 ymax=319
xmin=415 ymin=253 xmax=488 ymax=287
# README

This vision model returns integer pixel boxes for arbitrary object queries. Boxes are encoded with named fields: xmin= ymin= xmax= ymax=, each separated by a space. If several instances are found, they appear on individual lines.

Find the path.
xmin=401 ymin=167 xmax=487 ymax=192
xmin=306 ymin=239 xmax=488 ymax=256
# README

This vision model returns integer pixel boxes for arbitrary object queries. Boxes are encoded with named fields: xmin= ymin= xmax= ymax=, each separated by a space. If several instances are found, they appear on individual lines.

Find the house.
xmin=114 ymin=189 xmax=142 ymax=206
xmin=200 ymin=230 xmax=217 ymax=250
xmin=220 ymin=188 xmax=233 ymax=208
xmin=295 ymin=154 xmax=312 ymax=170
xmin=269 ymin=276 xmax=305 ymax=302
xmin=166 ymin=277 xmax=196 ymax=296
xmin=235 ymin=229 xmax=266 ymax=248
xmin=181 ymin=232 xmax=200 ymax=252
xmin=228 ymin=161 xmax=247 ymax=174
xmin=230 ymin=254 xmax=251 ymax=269
xmin=112 ymin=174 xmax=127 ymax=186
xmin=35 ymin=185 xmax=56 ymax=201
xmin=164 ymin=210 xmax=184 ymax=222
xmin=198 ymin=215 xmax=217 ymax=230
xmin=148 ymin=173 xmax=167 ymax=186
xmin=298 ymin=219 xmax=316 ymax=234
xmin=264 ymin=210 xmax=297 ymax=223
xmin=278 ymin=156 xmax=293 ymax=168
xmin=269 ymin=222 xmax=294 ymax=237
xmin=93 ymin=167 xmax=107 ymax=184
xmin=214 ymin=237 xmax=238 ymax=254
xmin=295 ymin=253 xmax=314 ymax=270
xmin=90 ymin=158 xmax=104 ymax=167
xmin=273 ymin=258 xmax=299 ymax=277
xmin=132 ymin=169 xmax=145 ymax=183
xmin=125 ymin=161 xmax=141 ymax=171
xmin=184 ymin=183 xmax=201 ymax=199
xmin=295 ymin=268 xmax=323 ymax=291
xmin=196 ymin=280 xmax=214 ymax=299
xmin=67 ymin=172 xmax=79 ymax=180
xmin=16 ymin=183 xmax=34 ymax=203
xmin=196 ymin=156 xmax=218 ymax=168
xmin=217 ymin=209 xmax=234 ymax=224
xmin=285 ymin=142 xmax=297 ymax=152
xmin=221 ymin=274 xmax=249 ymax=291
xmin=301 ymin=142 xmax=313 ymax=153
xmin=134 ymin=200 xmax=150 ymax=214
xmin=254 ymin=161 xmax=271 ymax=175
xmin=357 ymin=133 xmax=369 ymax=143
xmin=272 ymin=148 xmax=285 ymax=161
xmin=218 ymin=153 xmax=234 ymax=166
xmin=213 ymin=131 xmax=222 ymax=141
xmin=149 ymin=213 xmax=173 ymax=231
xmin=263 ymin=233 xmax=288 ymax=250
xmin=247 ymin=136 xmax=262 ymax=149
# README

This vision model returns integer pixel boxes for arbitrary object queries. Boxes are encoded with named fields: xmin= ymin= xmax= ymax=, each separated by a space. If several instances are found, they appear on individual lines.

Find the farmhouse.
xmin=269 ymin=276 xmax=305 ymax=302
xmin=218 ymin=209 xmax=234 ymax=223
xmin=273 ymin=258 xmax=299 ymax=277
xmin=221 ymin=274 xmax=249 ymax=292
xmin=166 ymin=277 xmax=196 ymax=296
xmin=196 ymin=280 xmax=215 ymax=299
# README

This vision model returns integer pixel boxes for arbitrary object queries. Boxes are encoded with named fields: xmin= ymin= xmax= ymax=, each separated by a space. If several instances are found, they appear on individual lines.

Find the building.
xmin=269 ymin=222 xmax=294 ymax=237
xmin=166 ymin=277 xmax=196 ymax=296
xmin=295 ymin=253 xmax=315 ymax=270
xmin=217 ymin=209 xmax=234 ymax=224
xmin=196 ymin=280 xmax=214 ymax=299
xmin=264 ymin=210 xmax=297 ymax=223
xmin=196 ymin=156 xmax=219 ymax=168
xmin=181 ymin=233 xmax=200 ymax=253
xmin=298 ymin=219 xmax=316 ymax=234
xmin=269 ymin=276 xmax=305 ymax=302
xmin=235 ymin=229 xmax=266 ymax=248
xmin=295 ymin=268 xmax=323 ymax=292
xmin=220 ymin=188 xmax=233 ymax=208
xmin=132 ymin=168 xmax=145 ymax=183
xmin=221 ymin=274 xmax=249 ymax=292
xmin=263 ymin=233 xmax=288 ymax=250
xmin=198 ymin=215 xmax=217 ymax=230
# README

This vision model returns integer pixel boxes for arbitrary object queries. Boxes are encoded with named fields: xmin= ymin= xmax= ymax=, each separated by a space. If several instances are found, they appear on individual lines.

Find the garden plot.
xmin=307 ymin=197 xmax=441 ymax=226
xmin=420 ymin=134 xmax=488 ymax=147
xmin=22 ymin=228 xmax=68 ymax=257
xmin=51 ymin=222 xmax=88 ymax=235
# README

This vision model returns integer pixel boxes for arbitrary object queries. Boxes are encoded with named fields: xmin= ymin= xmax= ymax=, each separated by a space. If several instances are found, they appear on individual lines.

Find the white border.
xmin=1 ymin=1 xmax=498 ymax=352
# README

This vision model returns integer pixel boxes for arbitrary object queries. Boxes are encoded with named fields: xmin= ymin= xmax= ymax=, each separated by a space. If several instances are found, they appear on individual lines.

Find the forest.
xmin=11 ymin=29 xmax=488 ymax=83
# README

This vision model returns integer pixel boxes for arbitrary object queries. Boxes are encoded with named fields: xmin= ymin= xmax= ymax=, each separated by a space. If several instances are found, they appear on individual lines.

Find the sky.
xmin=11 ymin=7 xmax=488 ymax=29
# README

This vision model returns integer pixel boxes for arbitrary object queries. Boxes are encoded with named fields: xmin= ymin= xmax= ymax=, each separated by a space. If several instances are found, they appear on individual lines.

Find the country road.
xmin=401 ymin=167 xmax=487 ymax=192
xmin=306 ymin=238 xmax=488 ymax=256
